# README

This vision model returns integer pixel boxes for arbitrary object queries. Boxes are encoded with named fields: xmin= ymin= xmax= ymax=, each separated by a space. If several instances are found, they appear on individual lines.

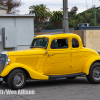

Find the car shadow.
xmin=0 ymin=77 xmax=90 ymax=89
xmin=25 ymin=77 xmax=90 ymax=88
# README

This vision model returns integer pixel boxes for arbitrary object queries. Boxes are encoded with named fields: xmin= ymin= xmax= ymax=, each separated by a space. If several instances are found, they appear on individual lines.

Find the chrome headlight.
xmin=6 ymin=59 xmax=11 ymax=65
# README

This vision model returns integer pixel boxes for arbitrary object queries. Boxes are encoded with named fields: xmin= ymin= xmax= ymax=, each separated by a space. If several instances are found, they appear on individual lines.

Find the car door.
xmin=43 ymin=38 xmax=72 ymax=75
xmin=71 ymin=38 xmax=91 ymax=73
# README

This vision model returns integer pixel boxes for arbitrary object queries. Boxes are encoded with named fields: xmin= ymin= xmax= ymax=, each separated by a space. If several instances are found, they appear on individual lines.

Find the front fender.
xmin=83 ymin=56 xmax=100 ymax=75
xmin=0 ymin=63 xmax=49 ymax=80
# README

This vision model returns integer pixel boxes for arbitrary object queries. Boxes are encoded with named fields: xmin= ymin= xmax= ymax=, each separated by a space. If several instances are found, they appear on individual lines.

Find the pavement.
xmin=0 ymin=77 xmax=100 ymax=100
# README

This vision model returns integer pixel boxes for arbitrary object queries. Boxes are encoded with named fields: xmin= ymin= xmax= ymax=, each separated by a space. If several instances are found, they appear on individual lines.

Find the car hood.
xmin=4 ymin=48 xmax=46 ymax=56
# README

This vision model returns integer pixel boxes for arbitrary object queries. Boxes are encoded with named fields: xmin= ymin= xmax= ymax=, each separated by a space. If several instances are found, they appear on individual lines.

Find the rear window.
xmin=72 ymin=39 xmax=79 ymax=48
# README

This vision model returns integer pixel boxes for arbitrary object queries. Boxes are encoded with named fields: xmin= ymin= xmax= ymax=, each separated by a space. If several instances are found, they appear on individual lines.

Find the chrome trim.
xmin=93 ymin=67 xmax=100 ymax=80
xmin=1 ymin=52 xmax=8 ymax=68
xmin=0 ymin=52 xmax=8 ymax=75
xmin=14 ymin=73 xmax=24 ymax=87
xmin=6 ymin=59 xmax=11 ymax=65
xmin=45 ymin=51 xmax=48 ymax=54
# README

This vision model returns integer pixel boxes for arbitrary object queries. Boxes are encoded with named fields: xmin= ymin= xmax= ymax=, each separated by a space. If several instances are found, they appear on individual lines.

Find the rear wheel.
xmin=87 ymin=62 xmax=100 ymax=84
xmin=7 ymin=69 xmax=26 ymax=90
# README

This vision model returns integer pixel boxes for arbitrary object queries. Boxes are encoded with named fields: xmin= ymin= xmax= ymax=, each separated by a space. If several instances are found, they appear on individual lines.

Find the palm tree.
xmin=29 ymin=5 xmax=41 ymax=32
xmin=50 ymin=11 xmax=63 ymax=29
xmin=29 ymin=4 xmax=51 ymax=31
xmin=40 ymin=4 xmax=51 ymax=30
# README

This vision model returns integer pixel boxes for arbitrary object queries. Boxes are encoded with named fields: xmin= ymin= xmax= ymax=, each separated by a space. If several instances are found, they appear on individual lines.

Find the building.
xmin=0 ymin=4 xmax=8 ymax=14
xmin=0 ymin=14 xmax=35 ymax=52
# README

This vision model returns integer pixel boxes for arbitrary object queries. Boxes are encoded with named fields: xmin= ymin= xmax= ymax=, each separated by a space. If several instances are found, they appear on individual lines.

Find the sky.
xmin=19 ymin=0 xmax=100 ymax=14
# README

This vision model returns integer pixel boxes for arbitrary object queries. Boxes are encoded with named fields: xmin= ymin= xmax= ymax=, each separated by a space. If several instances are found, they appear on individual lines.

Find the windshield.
xmin=31 ymin=38 xmax=49 ymax=49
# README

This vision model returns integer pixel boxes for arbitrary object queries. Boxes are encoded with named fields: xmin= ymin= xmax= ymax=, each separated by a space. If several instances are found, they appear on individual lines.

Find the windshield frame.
xmin=31 ymin=37 xmax=49 ymax=49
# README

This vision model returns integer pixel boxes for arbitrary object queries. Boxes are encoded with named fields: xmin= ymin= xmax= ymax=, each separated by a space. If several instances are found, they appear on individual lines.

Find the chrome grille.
xmin=0 ymin=54 xmax=7 ymax=74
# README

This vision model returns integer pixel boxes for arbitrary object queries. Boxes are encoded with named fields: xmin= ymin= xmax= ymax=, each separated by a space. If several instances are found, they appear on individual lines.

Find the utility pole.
xmin=92 ymin=5 xmax=96 ymax=26
xmin=93 ymin=0 xmax=100 ymax=26
xmin=94 ymin=8 xmax=96 ymax=26
xmin=63 ymin=0 xmax=69 ymax=33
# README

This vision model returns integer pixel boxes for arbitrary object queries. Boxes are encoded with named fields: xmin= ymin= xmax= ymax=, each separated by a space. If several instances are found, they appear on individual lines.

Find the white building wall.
xmin=0 ymin=14 xmax=35 ymax=52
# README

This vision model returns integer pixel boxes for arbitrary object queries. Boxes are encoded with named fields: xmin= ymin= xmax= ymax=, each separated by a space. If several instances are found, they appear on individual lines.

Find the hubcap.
xmin=93 ymin=67 xmax=100 ymax=80
xmin=14 ymin=73 xmax=24 ymax=87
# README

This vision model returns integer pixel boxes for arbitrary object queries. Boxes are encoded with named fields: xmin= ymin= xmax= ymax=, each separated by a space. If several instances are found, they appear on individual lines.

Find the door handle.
xmin=48 ymin=54 xmax=54 ymax=57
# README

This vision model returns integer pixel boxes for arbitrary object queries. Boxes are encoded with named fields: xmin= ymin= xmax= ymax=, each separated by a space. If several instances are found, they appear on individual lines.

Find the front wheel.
xmin=7 ymin=69 xmax=26 ymax=90
xmin=87 ymin=62 xmax=100 ymax=84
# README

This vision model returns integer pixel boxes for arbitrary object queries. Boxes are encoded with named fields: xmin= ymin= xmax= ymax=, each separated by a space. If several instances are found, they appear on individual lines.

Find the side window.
xmin=51 ymin=39 xmax=68 ymax=49
xmin=72 ymin=39 xmax=79 ymax=48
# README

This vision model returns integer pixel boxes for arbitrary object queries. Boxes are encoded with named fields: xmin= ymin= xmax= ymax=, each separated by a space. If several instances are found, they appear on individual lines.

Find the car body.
xmin=0 ymin=33 xmax=100 ymax=89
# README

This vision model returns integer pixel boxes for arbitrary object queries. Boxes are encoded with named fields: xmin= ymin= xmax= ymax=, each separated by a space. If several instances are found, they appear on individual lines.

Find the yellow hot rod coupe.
xmin=0 ymin=33 xmax=100 ymax=89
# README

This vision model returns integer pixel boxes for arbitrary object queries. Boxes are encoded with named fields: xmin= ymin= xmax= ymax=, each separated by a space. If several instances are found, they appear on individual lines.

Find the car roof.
xmin=34 ymin=33 xmax=80 ymax=39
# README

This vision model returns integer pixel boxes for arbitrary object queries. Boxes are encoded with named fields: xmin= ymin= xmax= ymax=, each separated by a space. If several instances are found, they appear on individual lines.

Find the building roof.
xmin=0 ymin=4 xmax=8 ymax=10
xmin=0 ymin=14 xmax=35 ymax=17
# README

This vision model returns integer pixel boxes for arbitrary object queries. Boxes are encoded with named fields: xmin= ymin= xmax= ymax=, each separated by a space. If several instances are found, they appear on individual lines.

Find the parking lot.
xmin=0 ymin=77 xmax=100 ymax=100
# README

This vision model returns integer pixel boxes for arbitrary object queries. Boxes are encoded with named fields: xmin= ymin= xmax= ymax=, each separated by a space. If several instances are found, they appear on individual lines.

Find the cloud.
xmin=19 ymin=0 xmax=100 ymax=14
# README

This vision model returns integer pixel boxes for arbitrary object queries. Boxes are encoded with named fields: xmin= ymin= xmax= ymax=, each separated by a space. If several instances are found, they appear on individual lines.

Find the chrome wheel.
xmin=93 ymin=67 xmax=100 ymax=80
xmin=14 ymin=73 xmax=24 ymax=87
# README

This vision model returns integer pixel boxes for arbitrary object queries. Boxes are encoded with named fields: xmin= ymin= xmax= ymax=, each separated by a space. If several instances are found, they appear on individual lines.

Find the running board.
xmin=48 ymin=73 xmax=86 ymax=80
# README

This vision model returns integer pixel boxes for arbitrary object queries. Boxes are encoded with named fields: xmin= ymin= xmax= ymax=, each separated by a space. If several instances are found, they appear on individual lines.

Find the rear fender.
xmin=83 ymin=56 xmax=100 ymax=75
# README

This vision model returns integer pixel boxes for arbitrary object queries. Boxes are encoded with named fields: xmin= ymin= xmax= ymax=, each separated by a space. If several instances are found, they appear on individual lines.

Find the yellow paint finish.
xmin=83 ymin=56 xmax=100 ymax=75
xmin=36 ymin=55 xmax=47 ymax=74
xmin=15 ymin=55 xmax=43 ymax=70
xmin=44 ymin=50 xmax=71 ymax=75
xmin=1 ymin=33 xmax=100 ymax=80
xmin=71 ymin=50 xmax=98 ymax=73
xmin=1 ymin=63 xmax=48 ymax=80
xmin=6 ymin=48 xmax=46 ymax=71
xmin=6 ymin=48 xmax=46 ymax=56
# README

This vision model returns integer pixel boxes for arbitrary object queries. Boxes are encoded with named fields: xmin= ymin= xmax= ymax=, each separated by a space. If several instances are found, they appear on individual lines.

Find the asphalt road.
xmin=0 ymin=77 xmax=100 ymax=100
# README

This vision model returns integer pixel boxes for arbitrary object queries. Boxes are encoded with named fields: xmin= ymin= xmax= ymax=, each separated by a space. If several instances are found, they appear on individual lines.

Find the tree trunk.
xmin=36 ymin=19 xmax=39 ymax=32
xmin=42 ymin=19 xmax=44 ymax=30
xmin=57 ymin=23 xmax=59 ymax=29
